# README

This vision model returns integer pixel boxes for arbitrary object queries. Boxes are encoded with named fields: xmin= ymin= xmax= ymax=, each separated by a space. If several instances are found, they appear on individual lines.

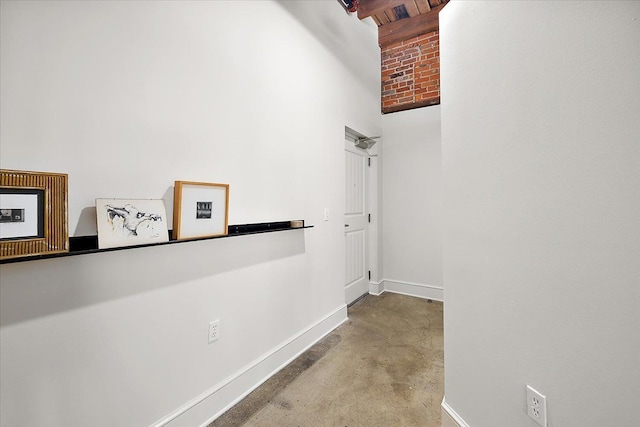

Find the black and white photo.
xmin=0 ymin=189 xmax=44 ymax=241
xmin=0 ymin=209 xmax=25 ymax=223
xmin=196 ymin=202 xmax=212 ymax=219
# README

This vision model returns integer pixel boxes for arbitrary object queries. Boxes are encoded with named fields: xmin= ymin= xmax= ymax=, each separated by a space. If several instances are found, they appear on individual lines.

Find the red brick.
xmin=381 ymin=29 xmax=441 ymax=111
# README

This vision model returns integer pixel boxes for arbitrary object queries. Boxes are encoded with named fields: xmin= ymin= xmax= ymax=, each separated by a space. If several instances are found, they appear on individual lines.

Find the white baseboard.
xmin=150 ymin=305 xmax=348 ymax=427
xmin=441 ymin=397 xmax=470 ymax=427
xmin=368 ymin=281 xmax=383 ymax=295
xmin=375 ymin=279 xmax=443 ymax=301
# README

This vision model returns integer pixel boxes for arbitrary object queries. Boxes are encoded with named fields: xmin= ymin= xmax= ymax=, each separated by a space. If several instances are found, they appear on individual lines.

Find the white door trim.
xmin=344 ymin=127 xmax=380 ymax=304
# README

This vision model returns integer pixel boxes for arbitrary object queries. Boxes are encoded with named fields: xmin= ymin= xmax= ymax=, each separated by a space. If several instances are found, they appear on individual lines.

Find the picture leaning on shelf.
xmin=95 ymin=198 xmax=169 ymax=249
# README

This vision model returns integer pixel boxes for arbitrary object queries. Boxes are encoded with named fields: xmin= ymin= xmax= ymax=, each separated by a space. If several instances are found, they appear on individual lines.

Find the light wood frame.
xmin=0 ymin=169 xmax=68 ymax=260
xmin=173 ymin=181 xmax=229 ymax=240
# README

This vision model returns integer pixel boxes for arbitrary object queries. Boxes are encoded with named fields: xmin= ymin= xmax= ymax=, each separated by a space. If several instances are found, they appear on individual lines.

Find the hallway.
xmin=211 ymin=293 xmax=444 ymax=426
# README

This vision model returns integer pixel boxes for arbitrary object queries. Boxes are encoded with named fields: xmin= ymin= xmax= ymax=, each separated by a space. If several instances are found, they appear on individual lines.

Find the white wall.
xmin=381 ymin=106 xmax=443 ymax=299
xmin=440 ymin=1 xmax=640 ymax=426
xmin=0 ymin=1 xmax=381 ymax=426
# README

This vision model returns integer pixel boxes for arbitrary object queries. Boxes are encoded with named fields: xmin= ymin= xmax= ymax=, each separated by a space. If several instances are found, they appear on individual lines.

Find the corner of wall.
xmin=368 ymin=281 xmax=383 ymax=295
xmin=378 ymin=279 xmax=443 ymax=301
xmin=441 ymin=397 xmax=470 ymax=427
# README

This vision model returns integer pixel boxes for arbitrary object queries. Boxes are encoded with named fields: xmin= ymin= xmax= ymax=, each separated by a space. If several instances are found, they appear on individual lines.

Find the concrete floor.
xmin=210 ymin=293 xmax=444 ymax=427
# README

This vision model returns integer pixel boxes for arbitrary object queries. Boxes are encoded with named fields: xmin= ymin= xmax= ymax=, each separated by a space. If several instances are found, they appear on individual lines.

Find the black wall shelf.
xmin=0 ymin=221 xmax=312 ymax=265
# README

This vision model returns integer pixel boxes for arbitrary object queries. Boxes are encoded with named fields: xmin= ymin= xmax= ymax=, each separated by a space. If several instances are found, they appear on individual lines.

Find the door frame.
xmin=344 ymin=126 xmax=381 ymax=302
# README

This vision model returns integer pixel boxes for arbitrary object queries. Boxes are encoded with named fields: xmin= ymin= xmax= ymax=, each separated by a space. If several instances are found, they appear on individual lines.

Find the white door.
xmin=344 ymin=138 xmax=369 ymax=305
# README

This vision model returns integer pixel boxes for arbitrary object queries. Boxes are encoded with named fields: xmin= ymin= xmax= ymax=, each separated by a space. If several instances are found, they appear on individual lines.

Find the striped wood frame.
xmin=0 ymin=169 xmax=68 ymax=260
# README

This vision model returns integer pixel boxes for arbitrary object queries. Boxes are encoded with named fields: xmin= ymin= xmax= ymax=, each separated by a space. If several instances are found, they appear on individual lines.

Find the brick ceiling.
xmin=339 ymin=0 xmax=448 ymax=113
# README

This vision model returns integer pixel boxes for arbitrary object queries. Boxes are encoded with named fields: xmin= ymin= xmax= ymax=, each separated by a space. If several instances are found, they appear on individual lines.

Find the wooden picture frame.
xmin=0 ymin=169 xmax=68 ymax=260
xmin=95 ymin=198 xmax=169 ymax=249
xmin=173 ymin=181 xmax=229 ymax=240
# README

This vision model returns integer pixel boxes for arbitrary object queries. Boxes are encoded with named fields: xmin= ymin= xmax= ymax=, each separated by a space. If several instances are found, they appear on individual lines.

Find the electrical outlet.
xmin=208 ymin=319 xmax=220 ymax=343
xmin=324 ymin=208 xmax=330 ymax=221
xmin=526 ymin=385 xmax=547 ymax=427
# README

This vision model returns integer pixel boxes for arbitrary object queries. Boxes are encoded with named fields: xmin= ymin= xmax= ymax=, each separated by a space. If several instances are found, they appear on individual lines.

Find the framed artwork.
xmin=173 ymin=181 xmax=229 ymax=240
xmin=0 ymin=169 xmax=68 ymax=260
xmin=96 ymin=198 xmax=169 ymax=249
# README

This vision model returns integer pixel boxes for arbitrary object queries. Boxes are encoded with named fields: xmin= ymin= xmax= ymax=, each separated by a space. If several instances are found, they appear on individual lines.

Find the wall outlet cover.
xmin=526 ymin=385 xmax=547 ymax=427
xmin=208 ymin=319 xmax=220 ymax=343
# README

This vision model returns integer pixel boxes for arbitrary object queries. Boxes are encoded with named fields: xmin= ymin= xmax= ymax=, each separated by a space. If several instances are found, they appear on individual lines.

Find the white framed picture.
xmin=96 ymin=198 xmax=169 ymax=249
xmin=173 ymin=181 xmax=229 ymax=240
xmin=0 ymin=191 xmax=42 ymax=240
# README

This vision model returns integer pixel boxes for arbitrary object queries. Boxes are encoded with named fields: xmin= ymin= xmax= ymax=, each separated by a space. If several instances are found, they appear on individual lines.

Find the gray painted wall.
xmin=441 ymin=1 xmax=640 ymax=426
xmin=382 ymin=107 xmax=443 ymax=291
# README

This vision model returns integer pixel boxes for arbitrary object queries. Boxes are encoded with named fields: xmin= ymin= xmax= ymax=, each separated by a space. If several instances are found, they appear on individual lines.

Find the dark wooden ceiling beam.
xmin=404 ymin=0 xmax=420 ymax=17
xmin=384 ymin=9 xmax=398 ymax=22
xmin=382 ymin=97 xmax=440 ymax=114
xmin=415 ymin=0 xmax=431 ymax=13
xmin=357 ymin=0 xmax=408 ymax=20
xmin=376 ymin=13 xmax=391 ymax=24
xmin=378 ymin=2 xmax=446 ymax=47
